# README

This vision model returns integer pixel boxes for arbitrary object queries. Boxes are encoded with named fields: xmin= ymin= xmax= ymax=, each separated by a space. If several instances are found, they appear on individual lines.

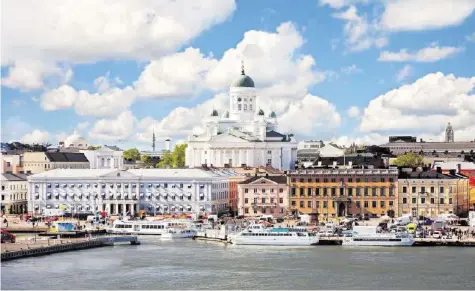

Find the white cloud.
xmin=331 ymin=133 xmax=388 ymax=146
xmin=40 ymin=85 xmax=136 ymax=118
xmin=332 ymin=6 xmax=388 ymax=52
xmin=20 ymin=129 xmax=50 ymax=144
xmin=341 ymin=64 xmax=362 ymax=74
xmin=89 ymin=111 xmax=137 ymax=141
xmin=359 ymin=73 xmax=475 ymax=137
xmin=1 ymin=60 xmax=72 ymax=91
xmin=395 ymin=65 xmax=413 ymax=82
xmin=466 ymin=32 xmax=475 ymax=42
xmin=346 ymin=106 xmax=361 ymax=118
xmin=319 ymin=0 xmax=370 ymax=9
xmin=2 ymin=0 xmax=236 ymax=65
xmin=134 ymin=47 xmax=218 ymax=99
xmin=381 ymin=0 xmax=475 ymax=32
xmin=76 ymin=122 xmax=90 ymax=131
xmin=379 ymin=45 xmax=464 ymax=62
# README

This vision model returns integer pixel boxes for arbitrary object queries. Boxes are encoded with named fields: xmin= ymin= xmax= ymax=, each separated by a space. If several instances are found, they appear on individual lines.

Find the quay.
xmin=1 ymin=235 xmax=140 ymax=262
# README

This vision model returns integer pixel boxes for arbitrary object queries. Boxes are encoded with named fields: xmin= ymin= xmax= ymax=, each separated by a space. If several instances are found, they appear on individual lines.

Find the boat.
xmin=342 ymin=226 xmax=414 ymax=247
xmin=230 ymin=224 xmax=319 ymax=246
xmin=161 ymin=228 xmax=197 ymax=239
xmin=106 ymin=219 xmax=192 ymax=235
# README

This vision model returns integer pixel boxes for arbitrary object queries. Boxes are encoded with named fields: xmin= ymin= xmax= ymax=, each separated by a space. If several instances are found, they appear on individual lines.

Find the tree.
xmin=124 ymin=148 xmax=140 ymax=160
xmin=392 ymin=153 xmax=424 ymax=167
xmin=141 ymin=154 xmax=155 ymax=168
xmin=156 ymin=144 xmax=187 ymax=168
xmin=87 ymin=145 xmax=101 ymax=150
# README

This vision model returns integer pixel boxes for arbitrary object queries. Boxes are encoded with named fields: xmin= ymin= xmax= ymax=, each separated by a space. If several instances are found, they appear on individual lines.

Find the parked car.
xmin=432 ymin=231 xmax=443 ymax=239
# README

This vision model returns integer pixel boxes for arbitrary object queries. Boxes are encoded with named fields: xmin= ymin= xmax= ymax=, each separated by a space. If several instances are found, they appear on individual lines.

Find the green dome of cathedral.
xmin=231 ymin=61 xmax=255 ymax=88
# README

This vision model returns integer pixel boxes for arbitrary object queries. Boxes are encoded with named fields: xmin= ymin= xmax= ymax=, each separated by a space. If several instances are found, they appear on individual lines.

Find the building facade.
xmin=0 ymin=154 xmax=23 ymax=174
xmin=237 ymin=175 xmax=289 ymax=217
xmin=81 ymin=146 xmax=124 ymax=169
xmin=288 ymin=168 xmax=399 ymax=220
xmin=27 ymin=169 xmax=230 ymax=216
xmin=185 ymin=65 xmax=298 ymax=170
xmin=397 ymin=169 xmax=470 ymax=217
xmin=23 ymin=152 xmax=90 ymax=174
xmin=1 ymin=173 xmax=28 ymax=214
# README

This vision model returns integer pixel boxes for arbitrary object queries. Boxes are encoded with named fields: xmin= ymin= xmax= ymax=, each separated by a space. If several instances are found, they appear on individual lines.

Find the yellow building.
xmin=288 ymin=168 xmax=399 ymax=220
xmin=397 ymin=169 xmax=470 ymax=217
xmin=23 ymin=152 xmax=90 ymax=174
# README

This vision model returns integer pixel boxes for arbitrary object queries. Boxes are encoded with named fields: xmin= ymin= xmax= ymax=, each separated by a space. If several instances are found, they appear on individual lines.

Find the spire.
xmin=241 ymin=59 xmax=245 ymax=75
xmin=152 ymin=126 xmax=156 ymax=152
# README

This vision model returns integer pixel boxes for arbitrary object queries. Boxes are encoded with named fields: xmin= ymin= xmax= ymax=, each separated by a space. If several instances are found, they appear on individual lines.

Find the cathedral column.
xmin=231 ymin=149 xmax=236 ymax=167
xmin=210 ymin=149 xmax=214 ymax=166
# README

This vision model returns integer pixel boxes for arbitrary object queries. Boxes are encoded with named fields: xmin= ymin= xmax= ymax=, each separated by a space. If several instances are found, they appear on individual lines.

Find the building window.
xmin=348 ymin=178 xmax=353 ymax=183
xmin=403 ymin=198 xmax=407 ymax=204
xmin=315 ymin=188 xmax=320 ymax=196
xmin=262 ymin=189 xmax=266 ymax=193
xmin=323 ymin=188 xmax=327 ymax=196
xmin=262 ymin=198 xmax=266 ymax=204
xmin=430 ymin=187 xmax=435 ymax=193
xmin=244 ymin=188 xmax=248 ymax=193
xmin=380 ymin=178 xmax=385 ymax=182
xmin=323 ymin=201 xmax=327 ymax=208
xmin=389 ymin=201 xmax=394 ymax=207
xmin=291 ymin=201 xmax=296 ymax=206
xmin=421 ymin=186 xmax=426 ymax=193
xmin=300 ymin=188 xmax=305 ymax=196
xmin=372 ymin=201 xmax=377 ymax=208
xmin=331 ymin=188 xmax=336 ymax=196
xmin=267 ymin=159 xmax=272 ymax=165
xmin=279 ymin=188 xmax=283 ymax=193
xmin=267 ymin=151 xmax=272 ymax=154
xmin=356 ymin=201 xmax=361 ymax=208
xmin=291 ymin=178 xmax=296 ymax=183
xmin=300 ymin=178 xmax=304 ymax=183
xmin=420 ymin=197 xmax=425 ymax=204
xmin=449 ymin=198 xmax=453 ymax=204
xmin=430 ymin=198 xmax=435 ymax=204
xmin=323 ymin=178 xmax=328 ymax=183
xmin=380 ymin=201 xmax=385 ymax=208
xmin=291 ymin=188 xmax=296 ymax=196
xmin=356 ymin=188 xmax=360 ymax=196
xmin=364 ymin=187 xmax=368 ymax=196
xmin=307 ymin=188 xmax=312 ymax=196
xmin=389 ymin=187 xmax=394 ymax=196
xmin=412 ymin=198 xmax=416 ymax=204
xmin=244 ymin=104 xmax=247 ymax=110
xmin=331 ymin=178 xmax=336 ymax=183
xmin=348 ymin=188 xmax=353 ymax=196
xmin=279 ymin=198 xmax=283 ymax=204
xmin=356 ymin=178 xmax=361 ymax=183
xmin=402 ymin=186 xmax=407 ymax=193
xmin=440 ymin=198 xmax=445 ymax=204
xmin=412 ymin=186 xmax=416 ymax=193
xmin=339 ymin=188 xmax=344 ymax=196
xmin=300 ymin=201 xmax=304 ymax=208
xmin=440 ymin=187 xmax=444 ymax=193
xmin=389 ymin=178 xmax=394 ymax=182
xmin=254 ymin=188 xmax=257 ymax=193
xmin=270 ymin=188 xmax=274 ymax=193
xmin=244 ymin=198 xmax=248 ymax=204
xmin=238 ymin=104 xmax=241 ymax=110
xmin=364 ymin=201 xmax=368 ymax=208
xmin=380 ymin=187 xmax=385 ymax=196
xmin=372 ymin=187 xmax=377 ymax=197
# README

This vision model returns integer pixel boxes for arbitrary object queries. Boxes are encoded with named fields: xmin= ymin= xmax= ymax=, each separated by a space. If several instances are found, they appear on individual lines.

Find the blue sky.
xmin=2 ymin=0 xmax=475 ymax=150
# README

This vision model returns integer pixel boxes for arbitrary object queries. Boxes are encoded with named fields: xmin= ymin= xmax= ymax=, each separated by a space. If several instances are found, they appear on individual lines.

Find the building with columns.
xmin=185 ymin=64 xmax=298 ymax=170
xmin=27 ymin=168 xmax=230 ymax=216
xmin=80 ymin=146 xmax=124 ymax=169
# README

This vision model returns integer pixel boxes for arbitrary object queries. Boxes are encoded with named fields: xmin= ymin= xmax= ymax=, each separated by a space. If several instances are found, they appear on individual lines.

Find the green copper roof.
xmin=232 ymin=74 xmax=255 ymax=88
xmin=269 ymin=111 xmax=276 ymax=118
xmin=258 ymin=109 xmax=265 ymax=116
xmin=211 ymin=109 xmax=219 ymax=116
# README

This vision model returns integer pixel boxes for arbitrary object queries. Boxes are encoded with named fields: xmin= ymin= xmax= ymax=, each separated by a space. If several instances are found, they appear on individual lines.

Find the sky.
xmin=1 ymin=0 xmax=475 ymax=151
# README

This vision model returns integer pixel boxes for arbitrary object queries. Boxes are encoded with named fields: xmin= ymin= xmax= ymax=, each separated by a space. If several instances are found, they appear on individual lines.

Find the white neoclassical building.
xmin=186 ymin=65 xmax=298 ymax=170
xmin=27 ymin=169 xmax=230 ymax=216
xmin=81 ymin=146 xmax=124 ymax=169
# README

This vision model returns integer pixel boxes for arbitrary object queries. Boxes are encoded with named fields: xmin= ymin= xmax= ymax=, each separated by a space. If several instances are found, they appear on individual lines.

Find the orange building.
xmin=288 ymin=168 xmax=399 ymax=220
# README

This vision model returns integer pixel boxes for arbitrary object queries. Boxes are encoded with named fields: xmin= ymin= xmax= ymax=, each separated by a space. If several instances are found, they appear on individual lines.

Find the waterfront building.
xmin=27 ymin=168 xmax=230 ymax=216
xmin=80 ymin=146 xmax=124 ymax=169
xmin=237 ymin=175 xmax=288 ymax=217
xmin=1 ymin=173 xmax=28 ymax=214
xmin=431 ymin=162 xmax=475 ymax=211
xmin=23 ymin=152 xmax=90 ymax=174
xmin=288 ymin=168 xmax=399 ymax=220
xmin=0 ymin=154 xmax=23 ymax=174
xmin=185 ymin=64 xmax=298 ymax=170
xmin=381 ymin=123 xmax=475 ymax=155
xmin=397 ymin=168 xmax=470 ymax=217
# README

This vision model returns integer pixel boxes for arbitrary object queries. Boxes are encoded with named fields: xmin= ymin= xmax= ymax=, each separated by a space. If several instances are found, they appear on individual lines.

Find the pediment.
xmin=249 ymin=177 xmax=278 ymax=185
xmin=210 ymin=134 xmax=250 ymax=143
xmin=99 ymin=170 xmax=137 ymax=178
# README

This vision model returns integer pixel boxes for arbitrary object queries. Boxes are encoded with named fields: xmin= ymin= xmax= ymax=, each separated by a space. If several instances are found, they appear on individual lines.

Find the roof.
xmin=432 ymin=161 xmax=475 ymax=170
xmin=128 ymin=169 xmax=218 ymax=179
xmin=398 ymin=170 xmax=459 ymax=179
xmin=240 ymin=175 xmax=287 ymax=184
xmin=1 ymin=173 xmax=28 ymax=182
xmin=103 ymin=145 xmax=122 ymax=151
xmin=29 ymin=169 xmax=118 ymax=179
xmin=266 ymin=130 xmax=285 ymax=138
xmin=45 ymin=152 xmax=89 ymax=162
xmin=232 ymin=74 xmax=255 ymax=88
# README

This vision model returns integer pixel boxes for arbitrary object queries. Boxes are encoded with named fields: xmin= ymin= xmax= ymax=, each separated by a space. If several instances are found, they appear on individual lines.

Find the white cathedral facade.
xmin=185 ymin=65 xmax=298 ymax=170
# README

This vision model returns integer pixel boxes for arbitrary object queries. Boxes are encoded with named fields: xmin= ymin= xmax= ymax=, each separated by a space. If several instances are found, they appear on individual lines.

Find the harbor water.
xmin=2 ymin=238 xmax=474 ymax=290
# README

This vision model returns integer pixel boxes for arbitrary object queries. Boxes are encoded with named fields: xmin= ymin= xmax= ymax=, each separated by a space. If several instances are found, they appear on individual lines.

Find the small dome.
xmin=211 ymin=109 xmax=219 ymax=117
xmin=232 ymin=75 xmax=255 ymax=88
xmin=258 ymin=109 xmax=265 ymax=116
xmin=269 ymin=111 xmax=276 ymax=118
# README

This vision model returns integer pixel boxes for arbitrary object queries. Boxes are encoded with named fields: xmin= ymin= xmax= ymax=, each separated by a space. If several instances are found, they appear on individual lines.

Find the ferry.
xmin=342 ymin=226 xmax=415 ymax=247
xmin=161 ymin=228 xmax=197 ymax=239
xmin=106 ymin=220 xmax=192 ymax=235
xmin=230 ymin=224 xmax=319 ymax=246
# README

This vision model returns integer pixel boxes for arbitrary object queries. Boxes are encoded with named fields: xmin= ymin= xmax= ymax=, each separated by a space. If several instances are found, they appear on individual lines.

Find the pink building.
xmin=237 ymin=175 xmax=289 ymax=217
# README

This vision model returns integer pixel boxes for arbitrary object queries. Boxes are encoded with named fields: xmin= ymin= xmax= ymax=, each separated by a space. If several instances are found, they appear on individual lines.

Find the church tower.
xmin=229 ymin=60 xmax=257 ymax=121
xmin=445 ymin=122 xmax=454 ymax=143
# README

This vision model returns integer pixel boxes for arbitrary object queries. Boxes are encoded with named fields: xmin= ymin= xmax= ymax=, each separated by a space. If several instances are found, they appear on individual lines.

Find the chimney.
xmin=332 ymin=161 xmax=337 ymax=168
xmin=449 ymin=169 xmax=456 ymax=176
xmin=165 ymin=138 xmax=171 ymax=151
xmin=318 ymin=161 xmax=322 ymax=167
xmin=265 ymin=173 xmax=269 ymax=178
xmin=348 ymin=161 xmax=353 ymax=168
xmin=457 ymin=163 xmax=461 ymax=173
xmin=436 ymin=167 xmax=442 ymax=174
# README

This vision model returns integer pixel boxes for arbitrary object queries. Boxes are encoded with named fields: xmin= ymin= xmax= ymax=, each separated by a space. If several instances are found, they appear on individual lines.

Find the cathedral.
xmin=185 ymin=63 xmax=298 ymax=170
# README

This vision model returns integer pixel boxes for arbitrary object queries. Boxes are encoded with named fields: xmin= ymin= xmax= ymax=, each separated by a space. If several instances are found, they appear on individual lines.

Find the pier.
xmin=1 ymin=235 xmax=140 ymax=262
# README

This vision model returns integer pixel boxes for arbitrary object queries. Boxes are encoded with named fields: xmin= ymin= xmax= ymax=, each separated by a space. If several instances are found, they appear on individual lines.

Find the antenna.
xmin=241 ymin=59 xmax=245 ymax=75
xmin=152 ymin=125 xmax=156 ymax=152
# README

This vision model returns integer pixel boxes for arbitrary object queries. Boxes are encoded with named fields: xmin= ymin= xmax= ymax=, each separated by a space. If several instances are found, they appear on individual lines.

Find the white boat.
xmin=106 ymin=220 xmax=192 ymax=235
xmin=342 ymin=226 xmax=414 ymax=247
xmin=231 ymin=224 xmax=319 ymax=246
xmin=161 ymin=228 xmax=197 ymax=239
